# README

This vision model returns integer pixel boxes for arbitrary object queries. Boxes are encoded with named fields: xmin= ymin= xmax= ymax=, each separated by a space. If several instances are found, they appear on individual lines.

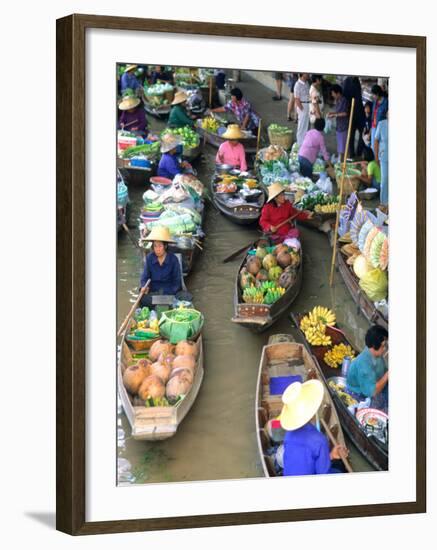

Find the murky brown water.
xmin=116 ymin=113 xmax=374 ymax=485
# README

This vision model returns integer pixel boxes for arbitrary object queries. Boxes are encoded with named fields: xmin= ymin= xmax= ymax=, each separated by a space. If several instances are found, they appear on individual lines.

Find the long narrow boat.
xmin=232 ymin=241 xmax=303 ymax=332
xmin=337 ymin=249 xmax=388 ymax=330
xmin=255 ymin=334 xmax=350 ymax=477
xmin=298 ymin=212 xmax=336 ymax=233
xmin=118 ymin=318 xmax=204 ymax=441
xmin=196 ymin=125 xmax=258 ymax=153
xmin=291 ymin=313 xmax=388 ymax=471
xmin=210 ymin=174 xmax=266 ymax=225
xmin=143 ymin=100 xmax=171 ymax=119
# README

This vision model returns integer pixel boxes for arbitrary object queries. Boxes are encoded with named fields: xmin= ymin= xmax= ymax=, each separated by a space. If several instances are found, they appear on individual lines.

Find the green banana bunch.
xmin=243 ymin=287 xmax=264 ymax=304
xmin=264 ymin=287 xmax=286 ymax=305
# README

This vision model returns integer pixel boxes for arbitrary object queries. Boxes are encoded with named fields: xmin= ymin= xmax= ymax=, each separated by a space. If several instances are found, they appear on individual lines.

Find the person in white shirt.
xmin=309 ymin=74 xmax=324 ymax=125
xmin=293 ymin=73 xmax=310 ymax=148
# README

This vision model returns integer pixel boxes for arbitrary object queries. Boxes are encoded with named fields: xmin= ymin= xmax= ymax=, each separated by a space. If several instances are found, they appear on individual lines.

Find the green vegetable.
xmin=268 ymin=123 xmax=293 ymax=135
xmin=121 ymin=141 xmax=161 ymax=159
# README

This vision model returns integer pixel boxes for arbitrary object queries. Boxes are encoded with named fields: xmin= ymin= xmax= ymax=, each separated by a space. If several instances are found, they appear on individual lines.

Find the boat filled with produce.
xmin=232 ymin=238 xmax=302 ymax=331
xmin=118 ymin=300 xmax=205 ymax=440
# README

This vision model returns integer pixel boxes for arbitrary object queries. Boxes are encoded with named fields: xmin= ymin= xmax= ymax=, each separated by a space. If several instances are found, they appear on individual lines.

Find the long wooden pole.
xmin=256 ymin=118 xmax=262 ymax=156
xmin=329 ymin=97 xmax=355 ymax=287
xmin=320 ymin=417 xmax=353 ymax=473
xmin=209 ymin=76 xmax=213 ymax=107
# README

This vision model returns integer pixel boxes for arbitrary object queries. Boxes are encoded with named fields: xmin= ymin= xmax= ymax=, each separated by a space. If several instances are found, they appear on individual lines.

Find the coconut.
xmin=137 ymin=374 xmax=166 ymax=400
xmin=256 ymin=269 xmax=269 ymax=283
xmin=149 ymin=361 xmax=172 ymax=384
xmin=170 ymin=367 xmax=194 ymax=385
xmin=240 ymin=270 xmax=256 ymax=288
xmin=246 ymin=255 xmax=262 ymax=276
xmin=172 ymin=354 xmax=196 ymax=372
xmin=268 ymin=266 xmax=283 ymax=282
xmin=276 ymin=251 xmax=292 ymax=268
xmin=166 ymin=372 xmax=193 ymax=401
xmin=158 ymin=352 xmax=175 ymax=369
xmin=149 ymin=339 xmax=174 ymax=362
xmin=175 ymin=340 xmax=198 ymax=357
xmin=274 ymin=244 xmax=289 ymax=256
xmin=289 ymin=251 xmax=301 ymax=268
xmin=123 ymin=363 xmax=151 ymax=395
xmin=279 ymin=270 xmax=295 ymax=289
xmin=262 ymin=253 xmax=277 ymax=271
xmin=255 ymin=246 xmax=267 ymax=260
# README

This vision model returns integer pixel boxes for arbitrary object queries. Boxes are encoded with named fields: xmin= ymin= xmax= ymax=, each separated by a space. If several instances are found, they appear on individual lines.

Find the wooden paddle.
xmin=122 ymin=223 xmax=141 ymax=250
xmin=263 ymin=211 xmax=301 ymax=236
xmin=117 ymin=279 xmax=151 ymax=337
xmin=122 ymin=119 xmax=139 ymax=129
xmin=320 ymin=417 xmax=353 ymax=473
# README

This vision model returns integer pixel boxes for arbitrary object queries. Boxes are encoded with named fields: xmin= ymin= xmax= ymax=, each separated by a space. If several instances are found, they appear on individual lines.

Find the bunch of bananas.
xmin=201 ymin=116 xmax=220 ymax=133
xmin=315 ymin=203 xmax=338 ymax=214
xmin=243 ymin=287 xmax=264 ymax=304
xmin=264 ymin=287 xmax=285 ymax=305
xmin=307 ymin=306 xmax=336 ymax=327
xmin=324 ymin=344 xmax=355 ymax=369
xmin=144 ymin=396 xmax=170 ymax=408
xmin=260 ymin=281 xmax=276 ymax=292
xmin=300 ymin=306 xmax=337 ymax=346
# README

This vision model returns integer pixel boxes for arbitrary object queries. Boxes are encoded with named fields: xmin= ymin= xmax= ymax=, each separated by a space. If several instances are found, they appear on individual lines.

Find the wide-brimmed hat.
xmin=118 ymin=96 xmax=141 ymax=110
xmin=279 ymin=380 xmax=324 ymax=431
xmin=267 ymin=182 xmax=286 ymax=202
xmin=160 ymin=133 xmax=183 ymax=153
xmin=124 ymin=64 xmax=138 ymax=73
xmin=221 ymin=124 xmax=245 ymax=140
xmin=143 ymin=226 xmax=175 ymax=244
xmin=171 ymin=91 xmax=188 ymax=105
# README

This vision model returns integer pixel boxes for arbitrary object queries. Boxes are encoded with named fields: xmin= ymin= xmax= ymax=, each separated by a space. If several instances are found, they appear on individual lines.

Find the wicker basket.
xmin=125 ymin=334 xmax=160 ymax=352
xmin=267 ymin=128 xmax=294 ymax=149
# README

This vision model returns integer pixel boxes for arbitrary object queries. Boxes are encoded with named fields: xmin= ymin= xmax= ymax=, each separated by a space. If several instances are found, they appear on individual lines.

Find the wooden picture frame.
xmin=56 ymin=13 xmax=426 ymax=535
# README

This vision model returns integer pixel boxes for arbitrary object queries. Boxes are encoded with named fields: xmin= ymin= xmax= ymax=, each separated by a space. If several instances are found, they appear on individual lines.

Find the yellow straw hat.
xmin=279 ymin=380 xmax=324 ymax=431
xmin=221 ymin=124 xmax=245 ymax=140
xmin=267 ymin=182 xmax=286 ymax=203
xmin=118 ymin=96 xmax=141 ymax=110
xmin=171 ymin=91 xmax=188 ymax=105
xmin=160 ymin=133 xmax=183 ymax=153
xmin=124 ymin=64 xmax=138 ymax=73
xmin=144 ymin=226 xmax=175 ymax=244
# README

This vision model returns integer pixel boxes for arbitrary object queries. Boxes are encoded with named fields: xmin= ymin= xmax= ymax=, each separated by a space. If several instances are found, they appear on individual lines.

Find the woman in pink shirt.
xmin=215 ymin=125 xmax=248 ymax=171
xmin=298 ymin=118 xmax=331 ymax=178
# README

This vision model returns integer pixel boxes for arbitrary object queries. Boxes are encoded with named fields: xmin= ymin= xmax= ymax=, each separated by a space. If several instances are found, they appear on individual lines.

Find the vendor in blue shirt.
xmin=120 ymin=64 xmax=143 ymax=94
xmin=346 ymin=325 xmax=389 ymax=412
xmin=139 ymin=226 xmax=182 ymax=306
xmin=157 ymin=133 xmax=190 ymax=180
xmin=279 ymin=380 xmax=349 ymax=476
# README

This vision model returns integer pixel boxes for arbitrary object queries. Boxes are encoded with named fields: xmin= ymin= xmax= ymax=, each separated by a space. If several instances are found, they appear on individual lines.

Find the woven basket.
xmin=125 ymin=334 xmax=160 ymax=352
xmin=267 ymin=128 xmax=293 ymax=149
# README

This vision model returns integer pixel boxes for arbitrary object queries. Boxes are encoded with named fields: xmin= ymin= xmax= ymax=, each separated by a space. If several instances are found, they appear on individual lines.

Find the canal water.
xmin=117 ymin=118 xmax=374 ymax=485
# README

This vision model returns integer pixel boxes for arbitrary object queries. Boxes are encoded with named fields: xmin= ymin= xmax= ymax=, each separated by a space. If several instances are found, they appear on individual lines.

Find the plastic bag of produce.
xmin=159 ymin=308 xmax=204 ymax=344
xmin=359 ymin=268 xmax=388 ymax=302
xmin=315 ymin=174 xmax=333 ymax=195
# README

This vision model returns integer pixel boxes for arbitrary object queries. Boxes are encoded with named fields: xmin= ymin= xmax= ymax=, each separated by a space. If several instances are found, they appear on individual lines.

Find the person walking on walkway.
xmin=286 ymin=73 xmax=298 ymax=121
xmin=272 ymin=72 xmax=284 ymax=101
xmin=374 ymin=111 xmax=389 ymax=207
xmin=370 ymin=84 xmax=388 ymax=151
xmin=294 ymin=73 xmax=310 ymax=148
xmin=327 ymin=84 xmax=350 ymax=162
xmin=309 ymin=74 xmax=324 ymax=125
xmin=343 ymin=76 xmax=366 ymax=158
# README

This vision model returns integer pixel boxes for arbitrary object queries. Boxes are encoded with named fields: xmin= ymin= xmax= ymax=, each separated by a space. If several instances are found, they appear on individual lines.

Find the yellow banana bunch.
xmin=308 ymin=305 xmax=336 ymax=327
xmin=315 ymin=203 xmax=338 ymax=214
xmin=324 ymin=344 xmax=355 ymax=369
xmin=201 ymin=116 xmax=220 ymax=133
xmin=299 ymin=306 xmax=336 ymax=347
xmin=149 ymin=319 xmax=159 ymax=332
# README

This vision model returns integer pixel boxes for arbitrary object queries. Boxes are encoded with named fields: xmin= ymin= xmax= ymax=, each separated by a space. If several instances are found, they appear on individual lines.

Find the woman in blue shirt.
xmin=139 ymin=227 xmax=182 ymax=306
xmin=346 ymin=325 xmax=389 ymax=412
xmin=279 ymin=380 xmax=349 ymax=476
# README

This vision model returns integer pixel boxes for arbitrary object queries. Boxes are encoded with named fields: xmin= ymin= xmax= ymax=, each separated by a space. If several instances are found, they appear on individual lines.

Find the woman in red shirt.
xmin=259 ymin=183 xmax=312 ymax=242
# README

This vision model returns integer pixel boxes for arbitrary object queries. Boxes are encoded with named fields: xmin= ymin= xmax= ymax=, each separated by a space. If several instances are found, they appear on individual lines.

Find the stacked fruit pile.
xmin=201 ymin=116 xmax=220 ymax=133
xmin=299 ymin=306 xmax=336 ymax=346
xmin=239 ymin=242 xmax=300 ymax=305
xmin=324 ymin=343 xmax=355 ymax=369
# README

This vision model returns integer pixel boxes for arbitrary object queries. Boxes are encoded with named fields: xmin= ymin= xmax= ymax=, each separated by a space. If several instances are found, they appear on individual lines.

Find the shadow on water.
xmin=117 ymin=116 xmax=375 ymax=486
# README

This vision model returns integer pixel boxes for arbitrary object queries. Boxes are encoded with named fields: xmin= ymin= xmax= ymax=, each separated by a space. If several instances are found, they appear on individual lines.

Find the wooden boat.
xmin=117 ymin=157 xmax=157 ymax=187
xmin=298 ymin=212 xmax=336 ymax=232
xmin=182 ymin=142 xmax=203 ymax=162
xmin=232 ymin=241 xmax=302 ymax=332
xmin=337 ymin=249 xmax=388 ymax=330
xmin=210 ymin=174 xmax=266 ymax=225
xmin=291 ymin=313 xmax=388 ymax=471
xmin=143 ymin=100 xmax=171 ymax=119
xmin=118 ymin=304 xmax=204 ymax=441
xmin=256 ymin=334 xmax=350 ymax=477
xmin=196 ymin=125 xmax=258 ymax=153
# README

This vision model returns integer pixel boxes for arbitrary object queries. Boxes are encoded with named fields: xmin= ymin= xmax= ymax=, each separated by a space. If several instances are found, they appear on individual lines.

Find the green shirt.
xmin=168 ymin=105 xmax=194 ymax=128
xmin=346 ymin=347 xmax=387 ymax=398
xmin=367 ymin=160 xmax=381 ymax=184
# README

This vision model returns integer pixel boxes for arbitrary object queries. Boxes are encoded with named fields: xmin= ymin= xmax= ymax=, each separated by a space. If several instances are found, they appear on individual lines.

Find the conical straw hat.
xmin=124 ymin=64 xmax=138 ymax=73
xmin=118 ymin=96 xmax=141 ymax=110
xmin=221 ymin=124 xmax=245 ymax=140
xmin=171 ymin=91 xmax=188 ymax=105
xmin=144 ymin=226 xmax=175 ymax=244
xmin=267 ymin=182 xmax=285 ymax=202
xmin=279 ymin=380 xmax=324 ymax=431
